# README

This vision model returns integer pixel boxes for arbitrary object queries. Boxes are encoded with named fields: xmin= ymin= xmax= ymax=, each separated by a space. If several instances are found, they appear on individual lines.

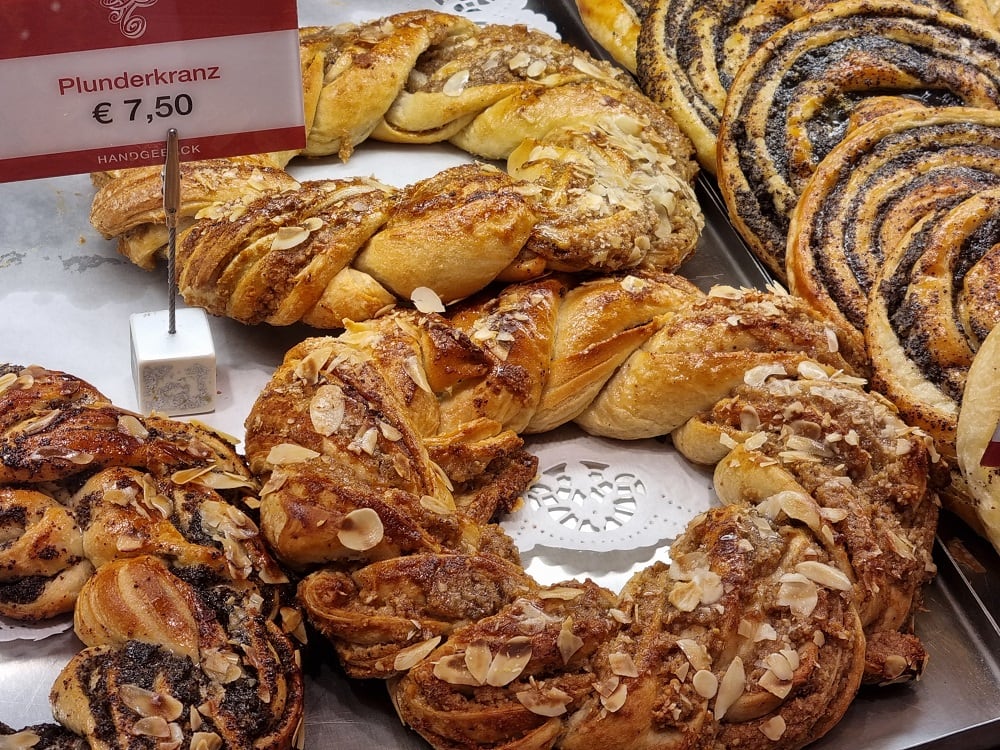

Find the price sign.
xmin=0 ymin=0 xmax=305 ymax=182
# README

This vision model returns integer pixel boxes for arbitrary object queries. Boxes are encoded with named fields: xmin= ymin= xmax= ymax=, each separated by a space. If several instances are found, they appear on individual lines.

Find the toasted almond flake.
xmin=884 ymin=654 xmax=908 ymax=679
xmin=442 ymin=69 xmax=470 ymax=96
xmin=538 ymin=587 xmax=584 ymax=600
xmin=270 ymin=226 xmax=309 ymax=251
xmin=714 ymin=657 xmax=745 ymax=719
xmin=760 ymin=715 xmax=787 ymax=741
xmin=294 ymin=345 xmax=335 ymax=385
xmin=825 ymin=327 xmax=840 ymax=353
xmin=525 ymin=59 xmax=547 ymax=77
xmin=797 ymin=360 xmax=830 ymax=380
xmin=776 ymin=491 xmax=820 ymax=529
xmin=708 ymin=285 xmax=743 ymax=300
xmin=556 ymin=616 xmax=585 ymax=665
xmin=309 ymin=384 xmax=347 ymax=436
xmin=403 ymin=355 xmax=432 ymax=394
xmin=190 ymin=732 xmax=223 ymax=750
xmin=120 ymin=684 xmax=183 ymax=721
xmin=0 ymin=730 xmax=40 ymax=749
xmin=780 ymin=649 xmax=800 ymax=671
xmin=411 ymin=286 xmax=446 ymax=314
xmin=131 ymin=716 xmax=171 ymax=738
xmin=0 ymin=372 xmax=17 ymax=395
xmin=719 ymin=432 xmax=739 ymax=450
xmin=609 ymin=607 xmax=632 ymax=624
xmin=674 ymin=662 xmax=690 ymax=681
xmin=419 ymin=493 xmax=456 ymax=515
xmin=601 ymin=681 xmax=628 ymax=712
xmin=171 ymin=465 xmax=213 ymax=485
xmin=819 ymin=507 xmax=849 ymax=523
xmin=433 ymin=653 xmax=480 ymax=685
xmin=593 ymin=675 xmax=620 ymax=699
xmin=813 ymin=629 xmax=826 ymax=646
xmin=668 ymin=580 xmax=702 ymax=612
xmin=758 ymin=669 xmax=793 ymax=699
xmin=20 ymin=409 xmax=60 ymax=435
xmin=486 ymin=637 xmax=532 ymax=686
xmin=337 ymin=508 xmax=384 ymax=551
xmin=676 ymin=639 xmax=711 ymax=670
xmin=465 ymin=640 xmax=492 ymax=685
xmin=777 ymin=573 xmax=819 ymax=617
xmin=394 ymin=635 xmax=441 ymax=671
xmin=738 ymin=619 xmax=755 ymax=639
xmin=302 ymin=216 xmax=325 ymax=232
xmin=508 ymin=51 xmax=531 ymax=69
xmin=764 ymin=652 xmax=795 ymax=681
xmin=118 ymin=414 xmax=149 ymax=439
xmin=517 ymin=685 xmax=573 ymax=716
xmin=744 ymin=364 xmax=787 ymax=387
xmin=795 ymin=561 xmax=852 ymax=591
xmin=755 ymin=623 xmax=778 ymax=642
xmin=609 ymin=652 xmax=639 ymax=678
xmin=266 ymin=443 xmax=320 ymax=465
xmin=692 ymin=669 xmax=718 ymax=699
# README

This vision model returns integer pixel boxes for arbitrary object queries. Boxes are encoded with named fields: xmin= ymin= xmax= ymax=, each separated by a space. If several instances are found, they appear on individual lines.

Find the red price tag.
xmin=0 ymin=0 xmax=305 ymax=182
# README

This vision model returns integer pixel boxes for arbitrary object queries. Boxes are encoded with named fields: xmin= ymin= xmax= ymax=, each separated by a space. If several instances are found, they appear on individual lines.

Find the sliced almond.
xmin=486 ymin=637 xmax=532 ymax=687
xmin=758 ymin=669 xmax=793 ymax=699
xmin=776 ymin=573 xmax=819 ymax=618
xmin=764 ymin=652 xmax=794 ymax=682
xmin=675 ymin=638 xmax=711 ymax=671
xmin=190 ymin=732 xmax=224 ymax=750
xmin=0 ymin=731 xmax=41 ymax=750
xmin=119 ymin=683 xmax=183 ymax=721
xmin=557 ymin=617 xmax=584 ymax=664
xmin=609 ymin=651 xmax=639 ymax=678
xmin=714 ymin=657 xmax=745 ymax=720
xmin=411 ymin=286 xmax=445 ymax=314
xmin=393 ymin=635 xmax=441 ymax=671
xmin=794 ymin=561 xmax=852 ymax=591
xmin=266 ymin=443 xmax=320 ymax=465
xmin=465 ymin=640 xmax=492 ymax=685
xmin=600 ymin=681 xmax=628 ymax=712
xmin=131 ymin=716 xmax=171 ymax=738
xmin=310 ymin=384 xmax=347 ymax=436
xmin=516 ymin=685 xmax=572 ymax=717
xmin=270 ymin=226 xmax=310 ymax=251
xmin=337 ymin=508 xmax=384 ymax=551
xmin=432 ymin=653 xmax=480 ymax=685
xmin=692 ymin=669 xmax=718 ymax=699
xmin=760 ymin=715 xmax=787 ymax=741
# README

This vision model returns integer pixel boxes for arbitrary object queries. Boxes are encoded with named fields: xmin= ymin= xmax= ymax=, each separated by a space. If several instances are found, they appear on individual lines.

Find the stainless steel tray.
xmin=2 ymin=2 xmax=1000 ymax=748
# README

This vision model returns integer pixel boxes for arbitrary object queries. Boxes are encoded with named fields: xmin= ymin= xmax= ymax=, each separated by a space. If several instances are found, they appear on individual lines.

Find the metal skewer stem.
xmin=163 ymin=128 xmax=180 ymax=334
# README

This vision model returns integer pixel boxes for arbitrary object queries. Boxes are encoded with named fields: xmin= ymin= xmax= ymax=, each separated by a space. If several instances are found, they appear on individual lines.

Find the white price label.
xmin=0 ymin=0 xmax=305 ymax=182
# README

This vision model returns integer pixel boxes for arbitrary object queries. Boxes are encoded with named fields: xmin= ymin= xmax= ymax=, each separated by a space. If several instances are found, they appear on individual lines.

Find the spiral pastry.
xmin=716 ymin=0 xmax=1000 ymax=281
xmin=787 ymin=107 xmax=1000 ymax=516
xmin=0 ymin=365 xmax=255 ymax=489
xmin=621 ymin=0 xmax=998 ymax=172
xmin=89 ymin=10 xmax=703 ymax=330
xmin=51 ymin=556 xmax=303 ymax=750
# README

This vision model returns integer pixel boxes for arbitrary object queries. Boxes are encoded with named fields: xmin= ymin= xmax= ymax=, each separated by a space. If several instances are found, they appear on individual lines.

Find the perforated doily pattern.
xmin=502 ymin=427 xmax=718 ymax=553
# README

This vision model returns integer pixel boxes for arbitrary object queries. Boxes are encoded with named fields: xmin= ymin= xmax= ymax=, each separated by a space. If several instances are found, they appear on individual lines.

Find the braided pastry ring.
xmin=89 ymin=10 xmax=703 ymax=330
xmin=716 ymin=0 xmax=1000 ymax=281
xmin=243 ymin=272 xmax=938 ymax=749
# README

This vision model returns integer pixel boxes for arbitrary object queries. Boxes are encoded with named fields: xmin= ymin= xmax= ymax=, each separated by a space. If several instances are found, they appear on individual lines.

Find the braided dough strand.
xmin=88 ymin=11 xmax=703 ymax=330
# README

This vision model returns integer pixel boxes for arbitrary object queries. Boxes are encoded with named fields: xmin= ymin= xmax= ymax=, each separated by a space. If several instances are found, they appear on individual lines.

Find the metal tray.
xmin=2 ymin=1 xmax=1000 ymax=748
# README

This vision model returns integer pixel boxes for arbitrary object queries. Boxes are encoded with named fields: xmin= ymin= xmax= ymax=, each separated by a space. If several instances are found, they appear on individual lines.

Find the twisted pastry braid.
xmin=0 ymin=366 xmax=305 ymax=749
xmin=52 ymin=556 xmax=303 ymax=750
xmin=88 ymin=10 xmax=703 ymax=330
xmin=244 ymin=273 xmax=939 ymax=749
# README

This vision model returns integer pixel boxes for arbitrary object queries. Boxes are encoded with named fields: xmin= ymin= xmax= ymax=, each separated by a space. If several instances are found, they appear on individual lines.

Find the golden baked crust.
xmin=89 ymin=11 xmax=703 ymax=330
xmin=788 ymin=106 xmax=1000 ymax=531
xmin=0 ymin=365 xmax=304 ymax=748
xmin=238 ymin=271 xmax=938 ymax=749
xmin=628 ymin=0 xmax=998 ymax=173
xmin=716 ymin=0 xmax=1000 ymax=281
xmin=575 ymin=0 xmax=647 ymax=72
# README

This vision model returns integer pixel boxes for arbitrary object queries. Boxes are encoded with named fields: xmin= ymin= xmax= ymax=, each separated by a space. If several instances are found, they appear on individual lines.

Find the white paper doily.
xmin=299 ymin=0 xmax=558 ymax=36
xmin=503 ymin=426 xmax=718 ymax=553
xmin=0 ymin=614 xmax=73 ymax=643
